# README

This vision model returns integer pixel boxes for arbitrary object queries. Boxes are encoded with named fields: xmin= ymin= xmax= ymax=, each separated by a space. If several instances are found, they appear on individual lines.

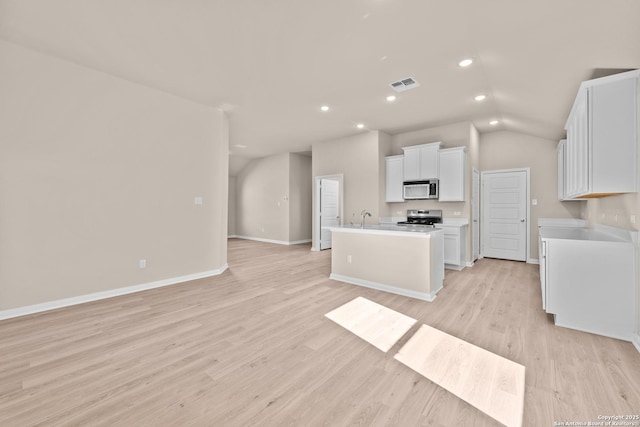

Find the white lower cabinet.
xmin=539 ymin=225 xmax=637 ymax=341
xmin=435 ymin=223 xmax=467 ymax=270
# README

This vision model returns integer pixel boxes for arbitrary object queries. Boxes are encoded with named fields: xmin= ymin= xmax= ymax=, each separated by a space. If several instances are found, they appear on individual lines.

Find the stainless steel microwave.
xmin=403 ymin=179 xmax=439 ymax=200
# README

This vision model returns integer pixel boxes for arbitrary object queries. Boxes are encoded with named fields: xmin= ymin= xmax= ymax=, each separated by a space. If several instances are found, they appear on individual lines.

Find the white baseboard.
xmin=633 ymin=333 xmax=640 ymax=354
xmin=0 ymin=266 xmax=228 ymax=321
xmin=527 ymin=258 xmax=540 ymax=265
xmin=465 ymin=261 xmax=475 ymax=268
xmin=290 ymin=239 xmax=313 ymax=245
xmin=329 ymin=273 xmax=437 ymax=302
xmin=234 ymin=235 xmax=311 ymax=246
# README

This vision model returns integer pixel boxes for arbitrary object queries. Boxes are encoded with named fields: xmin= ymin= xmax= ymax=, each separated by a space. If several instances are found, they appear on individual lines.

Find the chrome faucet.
xmin=360 ymin=210 xmax=372 ymax=229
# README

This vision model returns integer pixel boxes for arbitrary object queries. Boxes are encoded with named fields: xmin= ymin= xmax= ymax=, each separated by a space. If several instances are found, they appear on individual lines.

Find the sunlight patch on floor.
xmin=324 ymin=296 xmax=417 ymax=352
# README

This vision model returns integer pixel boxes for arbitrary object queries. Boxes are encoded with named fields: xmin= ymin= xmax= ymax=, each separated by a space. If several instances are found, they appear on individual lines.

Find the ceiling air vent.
xmin=389 ymin=77 xmax=420 ymax=92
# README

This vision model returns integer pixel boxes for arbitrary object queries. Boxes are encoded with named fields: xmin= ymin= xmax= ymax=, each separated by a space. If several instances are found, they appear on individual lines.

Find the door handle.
xmin=520 ymin=219 xmax=526 ymax=222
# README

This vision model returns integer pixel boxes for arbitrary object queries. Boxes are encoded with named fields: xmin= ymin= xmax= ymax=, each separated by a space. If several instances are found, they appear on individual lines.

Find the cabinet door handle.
xmin=520 ymin=219 xmax=526 ymax=222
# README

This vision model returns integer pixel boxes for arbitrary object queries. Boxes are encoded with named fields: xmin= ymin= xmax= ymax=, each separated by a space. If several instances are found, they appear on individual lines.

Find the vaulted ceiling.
xmin=1 ymin=0 xmax=639 ymax=175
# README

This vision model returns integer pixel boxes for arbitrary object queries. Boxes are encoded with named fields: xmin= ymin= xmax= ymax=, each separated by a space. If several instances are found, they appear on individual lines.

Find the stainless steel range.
xmin=397 ymin=209 xmax=443 ymax=228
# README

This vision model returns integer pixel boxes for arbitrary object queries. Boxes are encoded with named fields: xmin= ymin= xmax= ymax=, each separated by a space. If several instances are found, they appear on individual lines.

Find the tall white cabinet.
xmin=438 ymin=147 xmax=466 ymax=202
xmin=385 ymin=155 xmax=404 ymax=202
xmin=563 ymin=69 xmax=639 ymax=199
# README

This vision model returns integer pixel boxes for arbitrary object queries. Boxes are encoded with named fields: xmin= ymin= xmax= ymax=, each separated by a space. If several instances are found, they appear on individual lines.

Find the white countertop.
xmin=327 ymin=224 xmax=443 ymax=238
xmin=438 ymin=218 xmax=469 ymax=226
xmin=539 ymin=224 xmax=637 ymax=243
xmin=538 ymin=218 xmax=588 ymax=228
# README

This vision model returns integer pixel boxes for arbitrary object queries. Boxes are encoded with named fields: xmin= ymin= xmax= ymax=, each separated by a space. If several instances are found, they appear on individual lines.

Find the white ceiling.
xmin=1 ymin=0 xmax=639 ymax=175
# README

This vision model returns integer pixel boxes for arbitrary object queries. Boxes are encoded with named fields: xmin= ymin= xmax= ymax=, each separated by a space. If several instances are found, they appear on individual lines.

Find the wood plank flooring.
xmin=1 ymin=238 xmax=639 ymax=426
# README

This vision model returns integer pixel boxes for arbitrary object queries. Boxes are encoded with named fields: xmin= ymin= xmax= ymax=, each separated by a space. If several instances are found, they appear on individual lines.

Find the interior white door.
xmin=481 ymin=170 xmax=527 ymax=261
xmin=320 ymin=179 xmax=340 ymax=250
xmin=472 ymin=169 xmax=480 ymax=261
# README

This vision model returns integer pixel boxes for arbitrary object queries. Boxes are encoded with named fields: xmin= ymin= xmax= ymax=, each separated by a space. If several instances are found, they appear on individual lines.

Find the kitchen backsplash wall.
xmin=582 ymin=193 xmax=640 ymax=231
xmin=388 ymin=201 xmax=467 ymax=220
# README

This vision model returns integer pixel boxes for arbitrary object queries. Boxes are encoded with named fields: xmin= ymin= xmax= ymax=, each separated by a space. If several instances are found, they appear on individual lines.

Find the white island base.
xmin=328 ymin=226 xmax=445 ymax=301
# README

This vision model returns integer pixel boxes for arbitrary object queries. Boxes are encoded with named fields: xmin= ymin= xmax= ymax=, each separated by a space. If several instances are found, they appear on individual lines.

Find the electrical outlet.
xmin=347 ymin=255 xmax=352 ymax=263
xmin=531 ymin=199 xmax=538 ymax=206
xmin=194 ymin=196 xmax=203 ymax=205
xmin=139 ymin=259 xmax=146 ymax=269
xmin=631 ymin=215 xmax=636 ymax=224
xmin=453 ymin=211 xmax=461 ymax=216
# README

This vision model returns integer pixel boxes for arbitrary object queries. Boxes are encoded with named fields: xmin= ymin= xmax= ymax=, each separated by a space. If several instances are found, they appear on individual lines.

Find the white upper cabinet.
xmin=564 ymin=70 xmax=639 ymax=198
xmin=402 ymin=142 xmax=441 ymax=181
xmin=438 ymin=147 xmax=466 ymax=202
xmin=557 ymin=140 xmax=567 ymax=200
xmin=385 ymin=155 xmax=404 ymax=202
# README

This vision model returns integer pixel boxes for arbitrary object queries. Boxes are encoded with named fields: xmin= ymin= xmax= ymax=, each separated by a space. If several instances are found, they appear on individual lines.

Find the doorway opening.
xmin=481 ymin=168 xmax=530 ymax=262
xmin=313 ymin=174 xmax=344 ymax=251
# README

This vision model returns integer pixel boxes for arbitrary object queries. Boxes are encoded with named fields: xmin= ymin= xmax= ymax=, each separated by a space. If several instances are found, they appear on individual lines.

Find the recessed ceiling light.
xmin=386 ymin=95 xmax=396 ymax=102
xmin=320 ymin=105 xmax=330 ymax=112
xmin=356 ymin=123 xmax=365 ymax=129
xmin=489 ymin=120 xmax=499 ymax=126
xmin=458 ymin=58 xmax=473 ymax=67
xmin=474 ymin=94 xmax=487 ymax=101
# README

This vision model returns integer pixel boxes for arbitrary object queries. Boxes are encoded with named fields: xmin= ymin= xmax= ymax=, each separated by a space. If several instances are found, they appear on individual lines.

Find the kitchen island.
xmin=327 ymin=225 xmax=445 ymax=301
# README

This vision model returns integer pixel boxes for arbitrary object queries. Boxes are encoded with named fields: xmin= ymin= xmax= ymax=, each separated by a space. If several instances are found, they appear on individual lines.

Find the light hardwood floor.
xmin=1 ymin=238 xmax=639 ymax=426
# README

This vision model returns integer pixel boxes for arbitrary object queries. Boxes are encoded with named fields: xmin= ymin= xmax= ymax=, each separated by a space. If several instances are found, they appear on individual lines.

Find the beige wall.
xmin=289 ymin=153 xmax=312 ymax=242
xmin=235 ymin=152 xmax=312 ymax=243
xmin=0 ymin=41 xmax=228 ymax=311
xmin=235 ymin=153 xmax=290 ymax=242
xmin=228 ymin=176 xmax=237 ymax=236
xmin=312 ymin=131 xmax=383 ymax=248
xmin=479 ymin=131 xmax=584 ymax=259
xmin=378 ymin=131 xmax=393 ymax=218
